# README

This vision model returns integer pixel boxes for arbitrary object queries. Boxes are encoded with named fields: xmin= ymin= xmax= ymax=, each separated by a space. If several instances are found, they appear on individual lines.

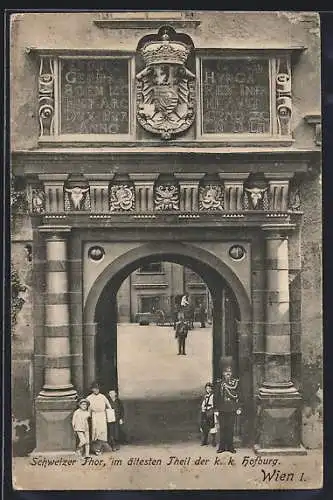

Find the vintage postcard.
xmin=10 ymin=10 xmax=323 ymax=490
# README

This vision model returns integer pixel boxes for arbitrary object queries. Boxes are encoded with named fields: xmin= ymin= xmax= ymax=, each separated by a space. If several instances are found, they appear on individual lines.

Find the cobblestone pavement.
xmin=12 ymin=444 xmax=323 ymax=491
xmin=117 ymin=323 xmax=212 ymax=399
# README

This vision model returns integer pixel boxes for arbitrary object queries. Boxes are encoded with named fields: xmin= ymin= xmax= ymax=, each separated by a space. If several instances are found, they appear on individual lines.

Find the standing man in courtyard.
xmin=175 ymin=318 xmax=189 ymax=355
xmin=214 ymin=356 xmax=241 ymax=453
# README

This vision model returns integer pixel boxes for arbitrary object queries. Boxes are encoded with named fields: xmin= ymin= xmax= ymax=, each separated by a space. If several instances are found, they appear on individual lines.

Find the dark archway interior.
xmin=93 ymin=253 xmax=245 ymax=444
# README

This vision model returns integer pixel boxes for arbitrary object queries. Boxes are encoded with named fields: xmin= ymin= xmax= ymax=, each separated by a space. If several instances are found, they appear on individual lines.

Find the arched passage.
xmin=83 ymin=242 xmax=253 ymax=444
xmin=85 ymin=242 xmax=251 ymax=325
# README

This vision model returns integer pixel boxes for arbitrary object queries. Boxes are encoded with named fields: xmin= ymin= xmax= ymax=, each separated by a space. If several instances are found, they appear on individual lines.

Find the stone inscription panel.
xmin=202 ymin=58 xmax=270 ymax=134
xmin=60 ymin=59 xmax=129 ymax=135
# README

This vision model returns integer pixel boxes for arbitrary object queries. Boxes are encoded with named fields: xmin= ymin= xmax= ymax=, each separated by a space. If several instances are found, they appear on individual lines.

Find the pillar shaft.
xmin=255 ymin=224 xmax=303 ymax=455
xmin=263 ymin=231 xmax=292 ymax=387
xmin=39 ymin=228 xmax=76 ymax=397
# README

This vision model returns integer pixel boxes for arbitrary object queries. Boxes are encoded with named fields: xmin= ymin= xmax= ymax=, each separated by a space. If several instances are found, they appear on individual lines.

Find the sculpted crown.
xmin=140 ymin=32 xmax=191 ymax=66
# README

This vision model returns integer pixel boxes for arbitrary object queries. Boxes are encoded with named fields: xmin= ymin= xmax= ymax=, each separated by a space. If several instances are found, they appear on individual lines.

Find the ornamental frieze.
xmin=109 ymin=184 xmax=135 ymax=212
xmin=243 ymin=187 xmax=270 ymax=210
xmin=154 ymin=183 xmax=180 ymax=211
xmin=199 ymin=184 xmax=224 ymax=211
xmin=243 ymin=173 xmax=270 ymax=210
xmin=136 ymin=27 xmax=195 ymax=140
xmin=64 ymin=175 xmax=91 ymax=211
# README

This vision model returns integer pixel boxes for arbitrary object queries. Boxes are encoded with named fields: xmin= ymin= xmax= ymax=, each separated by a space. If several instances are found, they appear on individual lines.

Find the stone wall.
xmin=299 ymin=171 xmax=323 ymax=449
xmin=10 ymin=11 xmax=320 ymax=150
xmin=11 ymin=214 xmax=35 ymax=455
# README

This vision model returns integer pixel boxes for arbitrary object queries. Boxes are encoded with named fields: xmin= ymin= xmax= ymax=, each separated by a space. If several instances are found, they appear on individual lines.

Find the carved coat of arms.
xmin=136 ymin=31 xmax=195 ymax=140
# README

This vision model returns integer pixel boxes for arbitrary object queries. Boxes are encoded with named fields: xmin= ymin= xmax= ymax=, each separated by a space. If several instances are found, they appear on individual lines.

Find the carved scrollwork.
xmin=199 ymin=184 xmax=224 ymax=211
xmin=276 ymin=57 xmax=292 ymax=136
xmin=38 ymin=57 xmax=55 ymax=137
xmin=154 ymin=183 xmax=180 ymax=211
xmin=109 ymin=184 xmax=135 ymax=212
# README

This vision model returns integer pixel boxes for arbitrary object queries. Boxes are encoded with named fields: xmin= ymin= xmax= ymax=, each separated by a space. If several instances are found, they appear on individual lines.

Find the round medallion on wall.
xmin=88 ymin=245 xmax=105 ymax=262
xmin=229 ymin=245 xmax=246 ymax=261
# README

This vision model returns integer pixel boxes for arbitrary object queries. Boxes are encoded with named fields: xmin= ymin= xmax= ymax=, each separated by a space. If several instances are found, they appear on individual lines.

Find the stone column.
xmin=255 ymin=224 xmax=304 ymax=454
xmin=35 ymin=226 xmax=77 ymax=453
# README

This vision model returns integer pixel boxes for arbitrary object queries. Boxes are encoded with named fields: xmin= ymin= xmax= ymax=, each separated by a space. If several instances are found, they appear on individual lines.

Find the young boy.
xmin=106 ymin=389 xmax=126 ymax=450
xmin=200 ymin=382 xmax=216 ymax=446
xmin=72 ymin=398 xmax=91 ymax=458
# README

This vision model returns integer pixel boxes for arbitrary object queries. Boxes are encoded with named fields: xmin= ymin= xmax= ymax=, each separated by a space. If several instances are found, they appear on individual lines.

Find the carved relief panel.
xmin=154 ymin=174 xmax=180 ymax=211
xmin=198 ymin=174 xmax=224 ymax=211
xmin=243 ymin=173 xmax=270 ymax=210
xmin=136 ymin=26 xmax=196 ymax=139
xmin=109 ymin=175 xmax=135 ymax=212
xmin=64 ymin=174 xmax=91 ymax=211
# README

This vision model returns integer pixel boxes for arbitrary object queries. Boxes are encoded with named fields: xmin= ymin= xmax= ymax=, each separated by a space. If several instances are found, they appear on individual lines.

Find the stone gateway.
xmin=11 ymin=11 xmax=322 ymax=459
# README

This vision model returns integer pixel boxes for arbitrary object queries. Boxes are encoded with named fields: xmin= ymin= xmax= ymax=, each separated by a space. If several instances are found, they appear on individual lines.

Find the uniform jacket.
xmin=214 ymin=376 xmax=240 ymax=412
xmin=175 ymin=321 xmax=189 ymax=338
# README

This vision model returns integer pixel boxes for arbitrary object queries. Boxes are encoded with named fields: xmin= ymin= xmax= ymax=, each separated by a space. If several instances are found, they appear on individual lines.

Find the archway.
xmin=83 ymin=242 xmax=252 ymax=444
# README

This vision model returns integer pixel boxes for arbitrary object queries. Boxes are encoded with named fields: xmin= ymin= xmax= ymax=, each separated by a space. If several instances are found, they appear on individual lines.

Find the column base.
xmin=39 ymin=386 xmax=77 ymax=398
xmin=35 ymin=392 xmax=78 ymax=453
xmin=255 ymin=385 xmax=303 ymax=453
xmin=253 ymin=444 xmax=307 ymax=456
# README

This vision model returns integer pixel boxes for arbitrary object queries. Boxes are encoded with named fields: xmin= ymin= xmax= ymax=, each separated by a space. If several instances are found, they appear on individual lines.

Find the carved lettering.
xmin=60 ymin=59 xmax=129 ymax=135
xmin=202 ymin=59 xmax=270 ymax=134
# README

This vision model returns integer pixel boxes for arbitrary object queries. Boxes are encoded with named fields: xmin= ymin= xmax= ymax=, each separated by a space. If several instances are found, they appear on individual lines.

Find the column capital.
xmin=261 ymin=223 xmax=296 ymax=238
xmin=38 ymin=225 xmax=72 ymax=239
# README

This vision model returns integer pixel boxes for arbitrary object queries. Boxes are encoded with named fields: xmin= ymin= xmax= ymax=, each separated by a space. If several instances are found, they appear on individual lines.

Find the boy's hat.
xmin=205 ymin=382 xmax=213 ymax=388
xmin=78 ymin=398 xmax=90 ymax=406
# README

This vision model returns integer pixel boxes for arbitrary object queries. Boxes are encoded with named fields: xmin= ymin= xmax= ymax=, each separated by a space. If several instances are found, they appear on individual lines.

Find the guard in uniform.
xmin=214 ymin=356 xmax=241 ymax=453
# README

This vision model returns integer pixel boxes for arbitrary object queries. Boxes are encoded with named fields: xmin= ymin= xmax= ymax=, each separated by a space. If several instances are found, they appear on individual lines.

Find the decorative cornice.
xmin=38 ymin=225 xmax=72 ymax=234
xmin=93 ymin=20 xmax=201 ymax=29
xmin=12 ymin=150 xmax=319 ymax=177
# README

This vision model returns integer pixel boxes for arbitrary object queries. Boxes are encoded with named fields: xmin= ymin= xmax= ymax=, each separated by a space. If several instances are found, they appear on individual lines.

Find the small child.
xmin=72 ymin=399 xmax=91 ymax=458
xmin=200 ymin=382 xmax=216 ymax=446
